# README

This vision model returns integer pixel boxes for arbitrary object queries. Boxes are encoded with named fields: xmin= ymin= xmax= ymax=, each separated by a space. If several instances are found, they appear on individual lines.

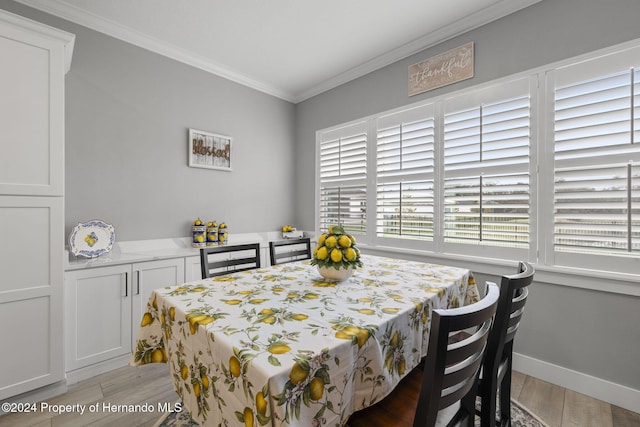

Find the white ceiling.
xmin=16 ymin=0 xmax=541 ymax=102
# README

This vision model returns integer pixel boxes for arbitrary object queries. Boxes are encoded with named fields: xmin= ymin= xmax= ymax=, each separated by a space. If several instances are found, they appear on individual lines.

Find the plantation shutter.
xmin=443 ymin=78 xmax=531 ymax=248
xmin=376 ymin=104 xmax=435 ymax=240
xmin=553 ymin=63 xmax=640 ymax=255
xmin=319 ymin=122 xmax=368 ymax=235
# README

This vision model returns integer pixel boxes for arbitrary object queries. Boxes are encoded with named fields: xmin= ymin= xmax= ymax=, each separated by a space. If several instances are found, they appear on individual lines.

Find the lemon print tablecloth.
xmin=131 ymin=254 xmax=479 ymax=427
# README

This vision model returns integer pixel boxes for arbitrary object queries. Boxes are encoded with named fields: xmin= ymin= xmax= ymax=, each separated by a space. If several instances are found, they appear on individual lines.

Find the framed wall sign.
xmin=408 ymin=42 xmax=474 ymax=96
xmin=188 ymin=128 xmax=232 ymax=171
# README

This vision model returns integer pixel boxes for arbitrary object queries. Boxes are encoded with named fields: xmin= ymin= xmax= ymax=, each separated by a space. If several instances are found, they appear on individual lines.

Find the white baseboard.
xmin=513 ymin=352 xmax=640 ymax=413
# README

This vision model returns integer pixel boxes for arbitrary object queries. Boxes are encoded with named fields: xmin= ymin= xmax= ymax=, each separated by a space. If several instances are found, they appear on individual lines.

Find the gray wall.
xmin=3 ymin=0 xmax=638 ymax=396
xmin=293 ymin=0 xmax=640 ymax=392
xmin=1 ymin=0 xmax=297 ymax=241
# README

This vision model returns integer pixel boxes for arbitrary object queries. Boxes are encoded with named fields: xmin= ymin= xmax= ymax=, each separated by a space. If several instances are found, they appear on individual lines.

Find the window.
xmin=318 ymin=122 xmax=367 ymax=235
xmin=443 ymin=79 xmax=532 ymax=250
xmin=376 ymin=105 xmax=435 ymax=241
xmin=316 ymin=40 xmax=640 ymax=279
xmin=553 ymin=61 xmax=640 ymax=258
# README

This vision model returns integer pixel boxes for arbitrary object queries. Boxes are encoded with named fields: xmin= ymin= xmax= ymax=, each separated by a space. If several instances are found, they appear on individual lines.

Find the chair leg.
xmin=460 ymin=390 xmax=477 ymax=427
xmin=479 ymin=376 xmax=497 ymax=427
xmin=498 ymin=345 xmax=514 ymax=427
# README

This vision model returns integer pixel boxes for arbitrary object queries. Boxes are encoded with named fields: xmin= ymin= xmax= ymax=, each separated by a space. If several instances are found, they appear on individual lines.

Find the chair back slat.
xmin=269 ymin=238 xmax=312 ymax=265
xmin=200 ymin=243 xmax=261 ymax=278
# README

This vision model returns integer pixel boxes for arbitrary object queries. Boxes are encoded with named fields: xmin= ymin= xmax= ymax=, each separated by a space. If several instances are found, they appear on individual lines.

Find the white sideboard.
xmin=0 ymin=10 xmax=74 ymax=401
xmin=63 ymin=232 xmax=307 ymax=383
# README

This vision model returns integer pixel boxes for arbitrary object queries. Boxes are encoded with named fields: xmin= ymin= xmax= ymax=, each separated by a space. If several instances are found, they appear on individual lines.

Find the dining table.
xmin=130 ymin=254 xmax=479 ymax=427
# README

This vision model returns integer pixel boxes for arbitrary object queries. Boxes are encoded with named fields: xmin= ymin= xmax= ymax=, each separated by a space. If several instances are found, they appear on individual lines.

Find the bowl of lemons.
xmin=311 ymin=225 xmax=362 ymax=282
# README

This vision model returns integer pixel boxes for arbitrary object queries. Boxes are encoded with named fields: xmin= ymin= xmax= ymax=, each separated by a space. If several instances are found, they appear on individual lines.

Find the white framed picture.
xmin=188 ymin=128 xmax=232 ymax=171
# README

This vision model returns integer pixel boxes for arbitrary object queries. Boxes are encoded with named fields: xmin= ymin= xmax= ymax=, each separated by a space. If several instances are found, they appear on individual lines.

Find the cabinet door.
xmin=0 ymin=11 xmax=73 ymax=196
xmin=65 ymin=265 xmax=132 ymax=371
xmin=185 ymin=255 xmax=203 ymax=282
xmin=132 ymin=259 xmax=185 ymax=347
xmin=0 ymin=197 xmax=64 ymax=400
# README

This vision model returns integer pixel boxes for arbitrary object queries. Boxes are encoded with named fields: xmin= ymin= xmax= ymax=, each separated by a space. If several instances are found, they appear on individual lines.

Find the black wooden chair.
xmin=348 ymin=282 xmax=500 ymax=427
xmin=268 ymin=237 xmax=312 ymax=265
xmin=200 ymin=243 xmax=261 ymax=279
xmin=477 ymin=262 xmax=535 ymax=427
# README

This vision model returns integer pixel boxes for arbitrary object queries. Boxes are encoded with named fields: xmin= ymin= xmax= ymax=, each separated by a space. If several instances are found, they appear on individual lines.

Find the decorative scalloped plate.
xmin=69 ymin=220 xmax=115 ymax=258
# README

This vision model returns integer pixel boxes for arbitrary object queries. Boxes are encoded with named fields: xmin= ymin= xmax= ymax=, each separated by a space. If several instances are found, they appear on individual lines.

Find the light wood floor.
xmin=1 ymin=364 xmax=638 ymax=427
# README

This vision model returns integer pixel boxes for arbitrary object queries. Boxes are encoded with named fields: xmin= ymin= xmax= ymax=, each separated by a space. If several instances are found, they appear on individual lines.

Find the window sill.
xmin=359 ymin=243 xmax=640 ymax=297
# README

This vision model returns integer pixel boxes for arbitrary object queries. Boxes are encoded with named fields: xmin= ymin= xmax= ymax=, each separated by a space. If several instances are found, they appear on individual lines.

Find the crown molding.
xmin=15 ymin=0 xmax=542 ymax=104
xmin=295 ymin=0 xmax=543 ymax=102
xmin=14 ymin=0 xmax=296 ymax=101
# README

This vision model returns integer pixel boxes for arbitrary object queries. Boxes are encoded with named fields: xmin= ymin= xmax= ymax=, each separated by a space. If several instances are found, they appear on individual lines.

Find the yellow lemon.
xmin=356 ymin=329 xmax=370 ymax=348
xmin=325 ymin=236 xmax=337 ymax=248
xmin=169 ymin=307 xmax=176 ymax=320
xmin=260 ymin=308 xmax=275 ymax=315
xmin=193 ymin=381 xmax=201 ymax=398
xmin=348 ymin=234 xmax=356 ymax=245
xmin=343 ymin=326 xmax=361 ymax=335
xmin=141 ymin=313 xmax=153 ymax=327
xmin=390 ymin=331 xmax=400 ymax=347
xmin=225 ymin=299 xmax=242 ymax=305
xmin=198 ymin=316 xmax=214 ymax=325
xmin=229 ymin=356 xmax=241 ymax=377
xmin=152 ymin=296 xmax=158 ymax=309
xmin=243 ymin=407 xmax=254 ymax=427
xmin=268 ymin=344 xmax=291 ymax=354
xmin=382 ymin=308 xmax=400 ymax=314
xmin=398 ymin=357 xmax=406 ymax=375
xmin=358 ymin=297 xmax=373 ymax=303
xmin=345 ymin=247 xmax=357 ymax=261
xmin=303 ymin=293 xmax=319 ymax=299
xmin=188 ymin=314 xmax=207 ymax=327
xmin=334 ymin=330 xmax=352 ymax=340
xmin=316 ymin=246 xmax=328 ymax=260
xmin=196 ymin=235 xmax=204 ymax=243
xmin=330 ymin=248 xmax=343 ymax=263
xmin=151 ymin=348 xmax=164 ymax=363
xmin=181 ymin=364 xmax=189 ymax=380
xmin=262 ymin=316 xmax=276 ymax=324
xmin=309 ymin=377 xmax=325 ymax=400
xmin=201 ymin=374 xmax=210 ymax=390
xmin=292 ymin=313 xmax=309 ymax=321
xmin=289 ymin=362 xmax=309 ymax=385
xmin=317 ymin=233 xmax=327 ymax=246
xmin=256 ymin=392 xmax=267 ymax=416
xmin=357 ymin=308 xmax=375 ymax=315
xmin=248 ymin=299 xmax=266 ymax=304
xmin=338 ymin=235 xmax=352 ymax=248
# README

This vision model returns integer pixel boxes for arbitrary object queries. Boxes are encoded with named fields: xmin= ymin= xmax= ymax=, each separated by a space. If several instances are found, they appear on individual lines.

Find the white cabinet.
xmin=65 ymin=265 xmax=132 ymax=372
xmin=0 ymin=10 xmax=74 ymax=400
xmin=65 ymin=258 xmax=185 ymax=376
xmin=131 ymin=258 xmax=184 ymax=348
xmin=185 ymin=256 xmax=203 ymax=282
